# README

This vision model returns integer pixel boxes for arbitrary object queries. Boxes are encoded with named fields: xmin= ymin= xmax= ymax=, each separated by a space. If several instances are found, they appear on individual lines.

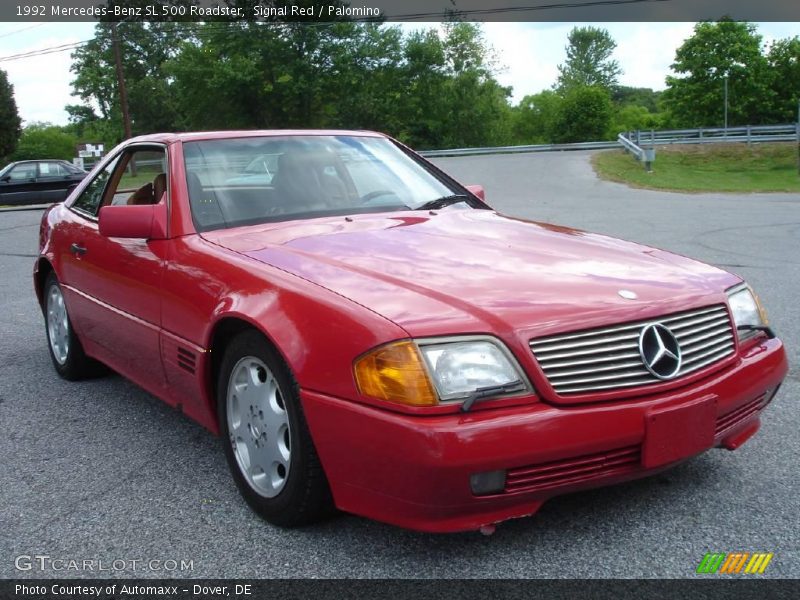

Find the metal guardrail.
xmin=618 ymin=132 xmax=655 ymax=172
xmin=419 ymin=123 xmax=799 ymax=161
xmin=626 ymin=124 xmax=799 ymax=146
xmin=419 ymin=140 xmax=619 ymax=158
xmin=617 ymin=132 xmax=645 ymax=160
xmin=619 ymin=123 xmax=798 ymax=171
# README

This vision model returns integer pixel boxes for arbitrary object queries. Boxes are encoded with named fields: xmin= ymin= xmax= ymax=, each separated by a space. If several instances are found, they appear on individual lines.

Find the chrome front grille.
xmin=530 ymin=305 xmax=735 ymax=395
xmin=505 ymin=446 xmax=640 ymax=494
xmin=715 ymin=393 xmax=767 ymax=438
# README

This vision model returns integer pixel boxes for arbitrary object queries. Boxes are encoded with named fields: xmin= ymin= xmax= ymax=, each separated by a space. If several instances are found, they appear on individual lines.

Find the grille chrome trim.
xmin=504 ymin=446 xmax=641 ymax=494
xmin=530 ymin=305 xmax=734 ymax=395
xmin=715 ymin=393 xmax=766 ymax=437
xmin=548 ymin=360 xmax=645 ymax=379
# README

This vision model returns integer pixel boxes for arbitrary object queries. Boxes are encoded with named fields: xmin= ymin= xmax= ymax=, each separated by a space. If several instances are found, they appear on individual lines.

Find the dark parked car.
xmin=0 ymin=160 xmax=86 ymax=206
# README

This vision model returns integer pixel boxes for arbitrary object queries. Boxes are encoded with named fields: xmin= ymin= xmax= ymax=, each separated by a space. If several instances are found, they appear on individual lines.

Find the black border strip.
xmin=1 ymin=0 xmax=799 ymax=22
xmin=2 ymin=579 xmax=800 ymax=600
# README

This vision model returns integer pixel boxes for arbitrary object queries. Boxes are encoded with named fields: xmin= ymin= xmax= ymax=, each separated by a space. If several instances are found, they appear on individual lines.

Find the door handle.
xmin=70 ymin=243 xmax=87 ymax=256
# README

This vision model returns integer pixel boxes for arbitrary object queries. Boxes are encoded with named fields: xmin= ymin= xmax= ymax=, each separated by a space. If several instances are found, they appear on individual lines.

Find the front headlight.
xmin=354 ymin=337 xmax=527 ymax=407
xmin=727 ymin=283 xmax=769 ymax=339
xmin=418 ymin=339 xmax=524 ymax=401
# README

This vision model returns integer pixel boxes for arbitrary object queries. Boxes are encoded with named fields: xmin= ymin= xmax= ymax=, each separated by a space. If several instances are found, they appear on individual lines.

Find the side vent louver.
xmin=177 ymin=347 xmax=196 ymax=374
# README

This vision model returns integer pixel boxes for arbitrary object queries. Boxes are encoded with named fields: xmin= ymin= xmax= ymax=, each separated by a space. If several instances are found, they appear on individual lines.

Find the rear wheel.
xmin=43 ymin=272 xmax=104 ymax=380
xmin=217 ymin=330 xmax=333 ymax=527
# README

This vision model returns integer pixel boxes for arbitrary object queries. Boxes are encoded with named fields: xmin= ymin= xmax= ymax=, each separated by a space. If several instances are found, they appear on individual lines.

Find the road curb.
xmin=0 ymin=203 xmax=52 ymax=212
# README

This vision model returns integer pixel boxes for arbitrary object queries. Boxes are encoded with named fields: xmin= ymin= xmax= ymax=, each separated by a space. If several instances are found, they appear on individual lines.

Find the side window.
xmin=8 ymin=163 xmax=37 ymax=181
xmin=103 ymin=148 xmax=167 ymax=207
xmin=38 ymin=162 xmax=67 ymax=178
xmin=72 ymin=156 xmax=120 ymax=216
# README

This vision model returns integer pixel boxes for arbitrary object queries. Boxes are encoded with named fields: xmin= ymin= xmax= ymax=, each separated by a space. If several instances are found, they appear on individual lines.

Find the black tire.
xmin=43 ymin=272 xmax=105 ymax=380
xmin=217 ymin=329 xmax=334 ymax=527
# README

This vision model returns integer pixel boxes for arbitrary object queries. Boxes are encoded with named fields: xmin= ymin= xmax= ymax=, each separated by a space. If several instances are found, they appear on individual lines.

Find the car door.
xmin=0 ymin=162 xmax=38 ymax=205
xmin=59 ymin=145 xmax=170 ymax=394
xmin=35 ymin=161 xmax=79 ymax=203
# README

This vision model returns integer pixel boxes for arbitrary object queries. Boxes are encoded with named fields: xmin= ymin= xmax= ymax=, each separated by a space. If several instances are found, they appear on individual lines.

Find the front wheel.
xmin=217 ymin=330 xmax=333 ymax=527
xmin=43 ymin=272 xmax=104 ymax=380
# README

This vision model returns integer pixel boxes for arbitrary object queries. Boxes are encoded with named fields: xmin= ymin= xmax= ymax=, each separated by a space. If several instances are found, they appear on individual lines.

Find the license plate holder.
xmin=642 ymin=396 xmax=717 ymax=469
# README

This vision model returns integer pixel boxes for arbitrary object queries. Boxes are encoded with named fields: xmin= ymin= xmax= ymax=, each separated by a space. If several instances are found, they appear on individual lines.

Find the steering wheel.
xmin=360 ymin=190 xmax=401 ymax=205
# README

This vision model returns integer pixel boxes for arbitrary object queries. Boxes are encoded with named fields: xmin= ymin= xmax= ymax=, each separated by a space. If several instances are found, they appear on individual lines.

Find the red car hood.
xmin=203 ymin=209 xmax=739 ymax=338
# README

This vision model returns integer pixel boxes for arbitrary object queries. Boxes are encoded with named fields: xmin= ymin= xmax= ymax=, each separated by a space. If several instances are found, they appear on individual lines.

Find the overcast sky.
xmin=0 ymin=21 xmax=797 ymax=125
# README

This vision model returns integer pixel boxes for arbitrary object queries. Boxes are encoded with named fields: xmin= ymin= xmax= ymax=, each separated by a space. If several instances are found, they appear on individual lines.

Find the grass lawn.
xmin=116 ymin=168 xmax=164 ymax=192
xmin=592 ymin=142 xmax=800 ymax=193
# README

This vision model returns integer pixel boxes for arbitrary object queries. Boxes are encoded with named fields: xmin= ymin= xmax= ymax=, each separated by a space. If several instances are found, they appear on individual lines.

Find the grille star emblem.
xmin=638 ymin=323 xmax=682 ymax=380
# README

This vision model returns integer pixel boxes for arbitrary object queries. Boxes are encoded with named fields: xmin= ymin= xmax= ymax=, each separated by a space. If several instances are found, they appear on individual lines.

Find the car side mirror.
xmin=98 ymin=203 xmax=167 ymax=240
xmin=465 ymin=184 xmax=486 ymax=202
xmin=0 ymin=175 xmax=10 ymax=183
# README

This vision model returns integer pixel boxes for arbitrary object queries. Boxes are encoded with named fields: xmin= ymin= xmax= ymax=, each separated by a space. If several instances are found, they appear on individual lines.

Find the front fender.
xmin=160 ymin=235 xmax=409 ymax=432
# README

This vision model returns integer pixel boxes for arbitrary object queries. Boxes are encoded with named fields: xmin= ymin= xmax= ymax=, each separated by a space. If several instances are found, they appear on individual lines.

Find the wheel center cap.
xmin=250 ymin=423 xmax=261 ymax=439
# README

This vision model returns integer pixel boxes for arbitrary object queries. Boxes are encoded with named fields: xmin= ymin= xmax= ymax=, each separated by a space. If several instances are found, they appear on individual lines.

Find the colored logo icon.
xmin=696 ymin=552 xmax=774 ymax=574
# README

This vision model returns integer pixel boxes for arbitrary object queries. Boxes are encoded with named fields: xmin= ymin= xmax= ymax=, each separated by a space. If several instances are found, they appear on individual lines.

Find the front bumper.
xmin=301 ymin=337 xmax=788 ymax=533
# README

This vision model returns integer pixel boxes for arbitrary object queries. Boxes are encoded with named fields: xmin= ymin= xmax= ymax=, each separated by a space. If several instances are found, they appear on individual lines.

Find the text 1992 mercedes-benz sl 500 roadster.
xmin=35 ymin=130 xmax=788 ymax=532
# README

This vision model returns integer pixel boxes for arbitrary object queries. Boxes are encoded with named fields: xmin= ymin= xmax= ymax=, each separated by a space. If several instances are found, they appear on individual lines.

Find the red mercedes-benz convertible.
xmin=34 ymin=130 xmax=788 ymax=533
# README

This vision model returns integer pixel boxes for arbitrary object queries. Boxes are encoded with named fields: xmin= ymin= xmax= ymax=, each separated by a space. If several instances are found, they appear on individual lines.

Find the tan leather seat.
xmin=126 ymin=173 xmax=166 ymax=206
xmin=127 ymin=182 xmax=154 ymax=205
xmin=153 ymin=173 xmax=167 ymax=203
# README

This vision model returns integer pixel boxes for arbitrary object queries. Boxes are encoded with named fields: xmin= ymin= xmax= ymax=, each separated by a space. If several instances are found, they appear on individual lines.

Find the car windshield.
xmin=183 ymin=135 xmax=469 ymax=230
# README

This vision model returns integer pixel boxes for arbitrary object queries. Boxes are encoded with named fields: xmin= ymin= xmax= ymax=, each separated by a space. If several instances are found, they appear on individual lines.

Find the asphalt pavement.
xmin=1 ymin=150 xmax=797 ymax=578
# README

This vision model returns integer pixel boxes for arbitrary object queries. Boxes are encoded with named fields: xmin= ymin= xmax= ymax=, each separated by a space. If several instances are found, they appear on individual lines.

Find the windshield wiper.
xmin=461 ymin=381 xmax=526 ymax=413
xmin=737 ymin=324 xmax=776 ymax=339
xmin=417 ymin=194 xmax=470 ymax=211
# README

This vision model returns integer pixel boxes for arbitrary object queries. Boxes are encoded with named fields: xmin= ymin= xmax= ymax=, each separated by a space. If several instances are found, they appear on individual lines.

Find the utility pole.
xmin=723 ymin=72 xmax=729 ymax=134
xmin=111 ymin=22 xmax=132 ymax=141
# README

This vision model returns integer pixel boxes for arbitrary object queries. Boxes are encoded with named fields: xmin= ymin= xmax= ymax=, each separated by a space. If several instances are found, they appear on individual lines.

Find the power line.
xmin=0 ymin=23 xmax=47 ymax=40
xmin=393 ymin=0 xmax=671 ymax=20
xmin=0 ymin=23 xmax=243 ymax=63
xmin=0 ymin=40 xmax=92 ymax=63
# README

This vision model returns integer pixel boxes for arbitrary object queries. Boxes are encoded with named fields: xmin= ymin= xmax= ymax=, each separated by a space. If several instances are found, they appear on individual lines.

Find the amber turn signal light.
xmin=753 ymin=289 xmax=769 ymax=326
xmin=354 ymin=341 xmax=438 ymax=407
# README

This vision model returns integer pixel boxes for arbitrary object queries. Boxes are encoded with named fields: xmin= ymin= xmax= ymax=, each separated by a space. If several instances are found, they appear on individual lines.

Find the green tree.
xmin=437 ymin=22 xmax=512 ymax=148
xmin=12 ymin=123 xmax=78 ymax=161
xmin=63 ymin=105 xmax=118 ymax=150
xmin=324 ymin=23 xmax=406 ymax=133
xmin=662 ymin=20 xmax=772 ymax=127
xmin=552 ymin=85 xmax=612 ymax=143
xmin=395 ymin=22 xmax=512 ymax=149
xmin=70 ymin=21 xmax=187 ymax=141
xmin=609 ymin=104 xmax=662 ymax=137
xmin=167 ymin=20 xmax=406 ymax=132
xmin=766 ymin=37 xmax=800 ymax=122
xmin=612 ymin=86 xmax=662 ymax=113
xmin=72 ymin=18 xmax=515 ymax=150
xmin=0 ymin=68 xmax=21 ymax=160
xmin=394 ymin=28 xmax=448 ymax=147
xmin=165 ymin=22 xmax=277 ymax=131
xmin=556 ymin=26 xmax=621 ymax=92
xmin=512 ymin=90 xmax=561 ymax=143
